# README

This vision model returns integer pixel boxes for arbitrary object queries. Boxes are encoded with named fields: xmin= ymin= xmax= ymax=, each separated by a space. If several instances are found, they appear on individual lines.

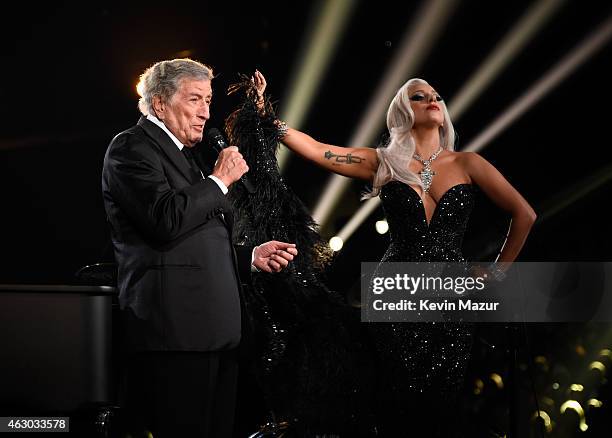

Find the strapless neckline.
xmin=400 ymin=183 xmax=473 ymax=228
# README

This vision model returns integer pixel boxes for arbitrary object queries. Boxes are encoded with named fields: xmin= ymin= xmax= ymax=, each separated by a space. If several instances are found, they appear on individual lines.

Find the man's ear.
xmin=152 ymin=95 xmax=165 ymax=120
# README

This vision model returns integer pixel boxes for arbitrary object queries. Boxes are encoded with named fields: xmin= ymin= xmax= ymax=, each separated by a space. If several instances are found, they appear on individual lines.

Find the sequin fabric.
xmin=380 ymin=182 xmax=474 ymax=263
xmin=370 ymin=181 xmax=475 ymax=435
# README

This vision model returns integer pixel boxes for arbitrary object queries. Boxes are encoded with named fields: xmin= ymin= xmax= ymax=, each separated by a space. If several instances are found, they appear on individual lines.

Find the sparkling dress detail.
xmin=370 ymin=181 xmax=475 ymax=436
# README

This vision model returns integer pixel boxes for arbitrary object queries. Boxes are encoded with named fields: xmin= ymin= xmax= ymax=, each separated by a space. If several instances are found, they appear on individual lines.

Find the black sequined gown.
xmin=369 ymin=181 xmax=475 ymax=436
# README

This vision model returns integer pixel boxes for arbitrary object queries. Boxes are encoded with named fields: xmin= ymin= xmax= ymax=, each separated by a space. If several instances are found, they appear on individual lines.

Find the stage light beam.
xmin=276 ymin=0 xmax=356 ymax=170
xmin=448 ymin=0 xmax=565 ymax=121
xmin=312 ymin=0 xmax=460 ymax=226
xmin=464 ymin=15 xmax=612 ymax=153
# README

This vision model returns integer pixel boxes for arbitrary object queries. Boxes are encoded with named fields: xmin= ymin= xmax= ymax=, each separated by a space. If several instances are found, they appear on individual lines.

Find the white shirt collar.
xmin=146 ymin=114 xmax=185 ymax=151
xmin=145 ymin=114 xmax=228 ymax=195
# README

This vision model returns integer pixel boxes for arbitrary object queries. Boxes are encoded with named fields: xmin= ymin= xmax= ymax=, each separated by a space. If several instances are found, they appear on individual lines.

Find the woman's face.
xmin=407 ymin=83 xmax=445 ymax=128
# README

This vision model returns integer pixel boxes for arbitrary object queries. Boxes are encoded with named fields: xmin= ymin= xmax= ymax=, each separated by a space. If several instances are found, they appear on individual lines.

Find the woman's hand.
xmin=252 ymin=69 xmax=267 ymax=112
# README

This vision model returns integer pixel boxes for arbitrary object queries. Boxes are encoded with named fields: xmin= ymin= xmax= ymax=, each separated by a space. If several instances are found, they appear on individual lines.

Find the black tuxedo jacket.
xmin=102 ymin=117 xmax=251 ymax=352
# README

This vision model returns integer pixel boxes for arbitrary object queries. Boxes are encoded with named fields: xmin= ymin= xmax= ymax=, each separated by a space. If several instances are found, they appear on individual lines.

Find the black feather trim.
xmin=224 ymin=75 xmax=374 ymax=435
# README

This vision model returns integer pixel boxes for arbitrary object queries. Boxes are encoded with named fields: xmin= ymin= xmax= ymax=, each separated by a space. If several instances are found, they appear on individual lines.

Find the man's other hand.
xmin=253 ymin=241 xmax=298 ymax=273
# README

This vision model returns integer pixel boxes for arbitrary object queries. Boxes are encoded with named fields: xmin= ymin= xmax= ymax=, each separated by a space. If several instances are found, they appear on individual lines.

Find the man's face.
xmin=157 ymin=78 xmax=212 ymax=147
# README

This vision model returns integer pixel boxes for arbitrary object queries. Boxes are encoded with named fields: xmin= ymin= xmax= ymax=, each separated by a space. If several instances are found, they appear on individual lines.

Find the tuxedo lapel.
xmin=192 ymin=151 xmax=213 ymax=176
xmin=137 ymin=117 xmax=235 ymax=232
xmin=137 ymin=117 xmax=196 ymax=183
xmin=223 ymin=206 xmax=234 ymax=235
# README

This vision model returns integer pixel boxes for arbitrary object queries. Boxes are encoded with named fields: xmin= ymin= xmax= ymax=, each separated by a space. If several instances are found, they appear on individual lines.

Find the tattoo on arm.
xmin=324 ymin=150 xmax=365 ymax=164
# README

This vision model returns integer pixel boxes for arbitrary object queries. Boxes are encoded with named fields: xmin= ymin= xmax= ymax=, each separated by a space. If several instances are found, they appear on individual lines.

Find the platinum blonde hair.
xmin=137 ymin=58 xmax=213 ymax=116
xmin=363 ymin=78 xmax=455 ymax=199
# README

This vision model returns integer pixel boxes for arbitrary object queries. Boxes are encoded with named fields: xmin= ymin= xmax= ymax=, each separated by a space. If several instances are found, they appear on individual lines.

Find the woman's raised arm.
xmin=253 ymin=70 xmax=378 ymax=181
xmin=280 ymin=127 xmax=378 ymax=181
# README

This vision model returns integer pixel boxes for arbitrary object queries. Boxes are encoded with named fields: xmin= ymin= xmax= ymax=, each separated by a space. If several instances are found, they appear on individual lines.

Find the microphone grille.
xmin=206 ymin=128 xmax=227 ymax=153
xmin=206 ymin=128 xmax=223 ymax=140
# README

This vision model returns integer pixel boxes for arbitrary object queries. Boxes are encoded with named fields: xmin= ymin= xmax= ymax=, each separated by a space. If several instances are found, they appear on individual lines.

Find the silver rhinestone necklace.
xmin=412 ymin=146 xmax=443 ymax=193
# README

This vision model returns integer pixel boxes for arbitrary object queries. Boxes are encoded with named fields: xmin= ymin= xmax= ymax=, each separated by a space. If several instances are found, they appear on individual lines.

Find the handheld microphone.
xmin=206 ymin=128 xmax=255 ymax=193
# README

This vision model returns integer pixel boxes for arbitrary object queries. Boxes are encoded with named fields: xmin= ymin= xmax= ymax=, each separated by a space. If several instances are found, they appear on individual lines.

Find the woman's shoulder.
xmin=448 ymin=150 xmax=488 ymax=166
xmin=441 ymin=151 xmax=496 ymax=182
xmin=448 ymin=151 xmax=501 ymax=181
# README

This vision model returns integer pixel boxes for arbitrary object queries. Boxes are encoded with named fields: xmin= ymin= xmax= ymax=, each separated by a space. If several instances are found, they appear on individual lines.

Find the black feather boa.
xmin=225 ymin=74 xmax=332 ymax=277
xmin=224 ymin=76 xmax=374 ymax=436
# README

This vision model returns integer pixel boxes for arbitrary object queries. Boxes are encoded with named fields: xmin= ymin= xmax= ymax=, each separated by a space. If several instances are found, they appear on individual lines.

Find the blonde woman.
xmin=252 ymin=71 xmax=536 ymax=436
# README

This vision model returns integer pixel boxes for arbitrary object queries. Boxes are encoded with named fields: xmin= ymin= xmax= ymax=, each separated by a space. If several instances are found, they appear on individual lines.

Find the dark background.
xmin=1 ymin=1 xmax=612 ymax=436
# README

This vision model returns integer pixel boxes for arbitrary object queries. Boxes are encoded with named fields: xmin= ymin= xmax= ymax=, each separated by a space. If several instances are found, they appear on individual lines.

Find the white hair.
xmin=136 ymin=58 xmax=213 ymax=116
xmin=363 ymin=78 xmax=456 ymax=199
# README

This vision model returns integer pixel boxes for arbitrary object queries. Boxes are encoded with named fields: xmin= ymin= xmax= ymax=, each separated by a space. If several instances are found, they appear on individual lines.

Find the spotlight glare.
xmin=329 ymin=236 xmax=344 ymax=252
xmin=570 ymin=383 xmax=584 ymax=392
xmin=587 ymin=399 xmax=603 ymax=408
xmin=375 ymin=219 xmax=389 ymax=234
xmin=531 ymin=410 xmax=553 ymax=433
xmin=560 ymin=400 xmax=588 ymax=432
xmin=589 ymin=361 xmax=606 ymax=373
xmin=473 ymin=378 xmax=484 ymax=395
xmin=489 ymin=373 xmax=504 ymax=390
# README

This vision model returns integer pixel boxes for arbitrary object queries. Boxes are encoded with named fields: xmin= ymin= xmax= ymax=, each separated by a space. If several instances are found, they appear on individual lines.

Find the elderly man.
xmin=102 ymin=58 xmax=297 ymax=437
